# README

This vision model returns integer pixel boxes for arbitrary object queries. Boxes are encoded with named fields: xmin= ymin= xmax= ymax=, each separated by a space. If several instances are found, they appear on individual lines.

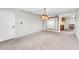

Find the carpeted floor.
xmin=0 ymin=30 xmax=79 ymax=50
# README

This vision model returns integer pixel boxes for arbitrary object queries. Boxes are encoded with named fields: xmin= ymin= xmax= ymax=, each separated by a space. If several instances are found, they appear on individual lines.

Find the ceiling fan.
xmin=40 ymin=8 xmax=58 ymax=20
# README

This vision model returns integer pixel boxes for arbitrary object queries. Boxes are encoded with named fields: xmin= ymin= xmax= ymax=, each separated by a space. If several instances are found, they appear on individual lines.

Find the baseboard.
xmin=9 ymin=30 xmax=43 ymax=41
xmin=44 ymin=29 xmax=60 ymax=32
xmin=75 ymin=33 xmax=79 ymax=40
xmin=0 ymin=30 xmax=43 ymax=42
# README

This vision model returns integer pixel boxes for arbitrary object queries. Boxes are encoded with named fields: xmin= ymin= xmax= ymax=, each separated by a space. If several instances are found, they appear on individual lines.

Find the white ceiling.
xmin=19 ymin=8 xmax=77 ymax=15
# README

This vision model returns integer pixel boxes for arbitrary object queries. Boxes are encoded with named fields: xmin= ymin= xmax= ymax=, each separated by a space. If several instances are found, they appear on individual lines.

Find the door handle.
xmin=13 ymin=26 xmax=14 ymax=29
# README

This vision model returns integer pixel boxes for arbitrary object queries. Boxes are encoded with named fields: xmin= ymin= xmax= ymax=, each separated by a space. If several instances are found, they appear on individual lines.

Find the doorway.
xmin=60 ymin=16 xmax=75 ymax=32
xmin=46 ymin=17 xmax=59 ymax=31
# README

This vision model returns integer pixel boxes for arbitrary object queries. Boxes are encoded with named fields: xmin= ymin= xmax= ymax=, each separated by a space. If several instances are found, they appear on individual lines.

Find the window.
xmin=46 ymin=18 xmax=58 ymax=30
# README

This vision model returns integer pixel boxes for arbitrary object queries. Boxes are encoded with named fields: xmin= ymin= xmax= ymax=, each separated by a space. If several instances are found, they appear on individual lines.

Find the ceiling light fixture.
xmin=40 ymin=8 xmax=49 ymax=20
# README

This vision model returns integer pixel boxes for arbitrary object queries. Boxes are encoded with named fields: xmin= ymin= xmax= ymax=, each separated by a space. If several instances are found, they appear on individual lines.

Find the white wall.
xmin=75 ymin=9 xmax=79 ymax=40
xmin=15 ymin=10 xmax=43 ymax=37
xmin=0 ymin=9 xmax=43 ymax=41
xmin=0 ymin=9 xmax=15 ymax=41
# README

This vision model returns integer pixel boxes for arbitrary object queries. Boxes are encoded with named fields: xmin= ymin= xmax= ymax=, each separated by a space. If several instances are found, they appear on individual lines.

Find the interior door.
xmin=0 ymin=10 xmax=15 ymax=41
xmin=7 ymin=12 xmax=15 ymax=39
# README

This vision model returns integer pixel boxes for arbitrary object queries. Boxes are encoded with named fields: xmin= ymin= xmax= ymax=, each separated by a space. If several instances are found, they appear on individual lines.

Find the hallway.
xmin=0 ymin=31 xmax=78 ymax=50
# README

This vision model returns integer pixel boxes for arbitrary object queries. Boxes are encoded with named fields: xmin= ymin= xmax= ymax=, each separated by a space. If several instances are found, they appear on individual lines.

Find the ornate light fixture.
xmin=40 ymin=8 xmax=49 ymax=20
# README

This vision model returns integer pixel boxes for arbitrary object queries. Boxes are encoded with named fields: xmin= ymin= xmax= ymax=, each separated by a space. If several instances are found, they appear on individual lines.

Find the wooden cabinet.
xmin=60 ymin=25 xmax=64 ymax=30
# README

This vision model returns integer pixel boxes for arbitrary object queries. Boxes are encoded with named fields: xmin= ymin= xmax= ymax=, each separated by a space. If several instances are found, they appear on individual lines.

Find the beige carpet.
xmin=0 ymin=30 xmax=79 ymax=50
